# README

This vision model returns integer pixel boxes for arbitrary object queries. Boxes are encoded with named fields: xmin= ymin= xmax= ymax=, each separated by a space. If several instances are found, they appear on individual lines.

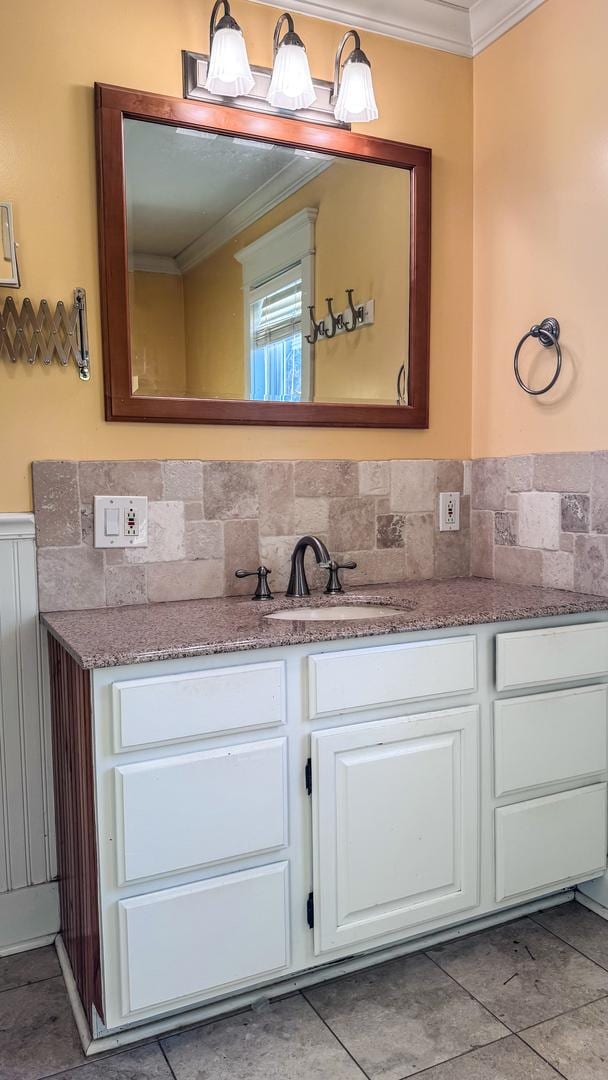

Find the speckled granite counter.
xmin=40 ymin=578 xmax=608 ymax=669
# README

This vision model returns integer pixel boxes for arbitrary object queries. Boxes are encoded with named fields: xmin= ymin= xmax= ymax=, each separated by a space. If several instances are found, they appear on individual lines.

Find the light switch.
xmin=105 ymin=507 xmax=120 ymax=536
xmin=94 ymin=495 xmax=148 ymax=549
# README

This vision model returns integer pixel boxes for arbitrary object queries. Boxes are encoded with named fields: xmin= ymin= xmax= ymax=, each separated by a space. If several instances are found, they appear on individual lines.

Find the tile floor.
xmin=4 ymin=902 xmax=608 ymax=1079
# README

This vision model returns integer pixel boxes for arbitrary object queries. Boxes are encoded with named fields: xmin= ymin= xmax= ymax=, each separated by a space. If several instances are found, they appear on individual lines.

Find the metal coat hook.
xmin=324 ymin=297 xmax=341 ymax=338
xmin=305 ymin=305 xmax=325 ymax=345
xmin=343 ymin=287 xmax=363 ymax=332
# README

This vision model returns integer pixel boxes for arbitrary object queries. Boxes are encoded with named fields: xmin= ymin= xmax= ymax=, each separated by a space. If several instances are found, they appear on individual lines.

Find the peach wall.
xmin=0 ymin=0 xmax=472 ymax=511
xmin=472 ymin=0 xmax=608 ymax=457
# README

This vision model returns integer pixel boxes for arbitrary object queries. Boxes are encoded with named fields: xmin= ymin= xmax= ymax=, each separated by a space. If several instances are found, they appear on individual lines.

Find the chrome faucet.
xmin=286 ymin=535 xmax=331 ymax=597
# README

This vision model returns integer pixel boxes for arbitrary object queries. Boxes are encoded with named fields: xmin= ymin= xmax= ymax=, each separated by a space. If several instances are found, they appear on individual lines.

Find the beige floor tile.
xmin=0 ymin=976 xmax=83 ymax=1080
xmin=407 ymin=1035 xmax=561 ymax=1078
xmin=0 ymin=947 xmax=59 ymax=994
xmin=533 ymin=901 xmax=608 ymax=970
xmin=428 ymin=917 xmax=608 ymax=1031
xmin=521 ymin=995 xmax=608 ymax=1080
xmin=162 ymin=994 xmax=366 ymax=1080
xmin=304 ymin=953 xmax=507 ymax=1080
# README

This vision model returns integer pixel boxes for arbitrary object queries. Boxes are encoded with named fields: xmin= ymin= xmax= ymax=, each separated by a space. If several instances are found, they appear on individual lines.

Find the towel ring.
xmin=514 ymin=317 xmax=561 ymax=396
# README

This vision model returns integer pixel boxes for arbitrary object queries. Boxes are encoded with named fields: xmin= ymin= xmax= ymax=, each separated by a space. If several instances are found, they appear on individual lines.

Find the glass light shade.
xmin=205 ymin=27 xmax=255 ymax=97
xmin=267 ymin=43 xmax=316 ymax=111
xmin=334 ymin=59 xmax=378 ymax=123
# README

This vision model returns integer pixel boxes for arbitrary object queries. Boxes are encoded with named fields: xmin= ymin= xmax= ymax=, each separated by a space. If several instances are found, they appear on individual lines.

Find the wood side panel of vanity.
xmin=48 ymin=636 xmax=103 ymax=1024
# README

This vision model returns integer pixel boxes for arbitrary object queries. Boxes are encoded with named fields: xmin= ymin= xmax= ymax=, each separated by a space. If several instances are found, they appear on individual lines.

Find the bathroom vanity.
xmin=43 ymin=579 xmax=608 ymax=1051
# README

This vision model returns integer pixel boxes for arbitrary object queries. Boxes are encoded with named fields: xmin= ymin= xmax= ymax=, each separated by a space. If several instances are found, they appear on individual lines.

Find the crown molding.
xmin=0 ymin=513 xmax=35 ymax=540
xmin=249 ymin=0 xmax=546 ymax=57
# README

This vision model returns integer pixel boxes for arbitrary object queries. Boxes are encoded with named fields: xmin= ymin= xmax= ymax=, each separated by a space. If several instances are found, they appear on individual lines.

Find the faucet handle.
xmin=235 ymin=566 xmax=273 ymax=601
xmin=324 ymin=559 xmax=357 ymax=595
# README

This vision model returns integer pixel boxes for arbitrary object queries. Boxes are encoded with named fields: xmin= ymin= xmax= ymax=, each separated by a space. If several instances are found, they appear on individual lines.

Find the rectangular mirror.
xmin=97 ymin=85 xmax=431 ymax=427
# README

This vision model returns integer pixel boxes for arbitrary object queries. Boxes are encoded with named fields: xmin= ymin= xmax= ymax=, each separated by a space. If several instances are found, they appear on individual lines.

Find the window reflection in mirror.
xmin=124 ymin=119 xmax=410 ymax=406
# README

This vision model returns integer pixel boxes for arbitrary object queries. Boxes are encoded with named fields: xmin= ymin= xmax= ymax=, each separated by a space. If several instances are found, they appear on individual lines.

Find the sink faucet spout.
xmin=286 ymin=535 xmax=331 ymax=597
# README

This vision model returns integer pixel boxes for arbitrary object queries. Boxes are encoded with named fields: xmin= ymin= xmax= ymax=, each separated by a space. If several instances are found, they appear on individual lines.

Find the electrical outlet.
xmin=439 ymin=491 xmax=460 ymax=532
xmin=94 ymin=495 xmax=148 ymax=549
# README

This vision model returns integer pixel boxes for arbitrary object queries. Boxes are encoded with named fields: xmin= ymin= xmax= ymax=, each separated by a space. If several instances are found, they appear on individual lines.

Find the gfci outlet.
xmin=439 ymin=491 xmax=460 ymax=532
xmin=94 ymin=495 xmax=148 ymax=549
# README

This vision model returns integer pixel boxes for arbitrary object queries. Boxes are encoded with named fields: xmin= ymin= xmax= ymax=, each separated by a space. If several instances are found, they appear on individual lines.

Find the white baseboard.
xmin=576 ymin=891 xmax=608 ymax=921
xmin=0 ymin=882 xmax=59 ymax=955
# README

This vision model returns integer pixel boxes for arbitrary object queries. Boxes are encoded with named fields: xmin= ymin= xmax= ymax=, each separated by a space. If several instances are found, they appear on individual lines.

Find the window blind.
xmin=253 ymin=279 xmax=302 ymax=347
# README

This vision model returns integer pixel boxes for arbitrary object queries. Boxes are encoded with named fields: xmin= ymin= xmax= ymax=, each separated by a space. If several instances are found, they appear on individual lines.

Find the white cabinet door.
xmin=311 ymin=707 xmax=479 ymax=954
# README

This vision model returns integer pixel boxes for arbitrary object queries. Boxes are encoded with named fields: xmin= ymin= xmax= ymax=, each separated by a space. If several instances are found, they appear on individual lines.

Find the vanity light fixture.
xmin=204 ymin=0 xmax=255 ymax=98
xmin=332 ymin=30 xmax=378 ymax=124
xmin=267 ymin=13 xmax=316 ymax=111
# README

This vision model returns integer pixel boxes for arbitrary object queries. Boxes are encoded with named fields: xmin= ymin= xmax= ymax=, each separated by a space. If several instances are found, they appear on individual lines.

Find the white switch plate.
xmin=94 ymin=495 xmax=148 ymax=549
xmin=439 ymin=491 xmax=460 ymax=532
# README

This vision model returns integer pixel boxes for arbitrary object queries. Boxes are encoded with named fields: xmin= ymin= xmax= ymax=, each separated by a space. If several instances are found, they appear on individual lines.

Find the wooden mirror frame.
xmin=95 ymin=83 xmax=431 ymax=428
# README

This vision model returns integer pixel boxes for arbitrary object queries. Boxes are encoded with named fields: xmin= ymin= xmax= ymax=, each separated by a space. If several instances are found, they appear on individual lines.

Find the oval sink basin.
xmin=265 ymin=604 xmax=404 ymax=622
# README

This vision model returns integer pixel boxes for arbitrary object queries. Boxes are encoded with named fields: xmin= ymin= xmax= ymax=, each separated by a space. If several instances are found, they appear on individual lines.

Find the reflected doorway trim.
xmin=95 ymin=83 xmax=431 ymax=429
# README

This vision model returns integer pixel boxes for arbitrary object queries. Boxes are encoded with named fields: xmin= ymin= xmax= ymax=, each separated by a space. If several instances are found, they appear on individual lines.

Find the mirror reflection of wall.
xmin=125 ymin=119 xmax=410 ymax=406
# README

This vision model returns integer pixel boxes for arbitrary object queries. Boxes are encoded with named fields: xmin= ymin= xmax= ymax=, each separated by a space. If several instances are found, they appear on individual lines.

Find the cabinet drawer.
xmin=494 ymin=685 xmax=608 ymax=796
xmin=114 ymin=738 xmax=287 ymax=883
xmin=308 ymin=636 xmax=477 ymax=719
xmin=112 ymin=660 xmax=285 ymax=751
xmin=496 ymin=622 xmax=608 ymax=692
xmin=117 ymin=862 xmax=289 ymax=1017
xmin=495 ymin=784 xmax=607 ymax=901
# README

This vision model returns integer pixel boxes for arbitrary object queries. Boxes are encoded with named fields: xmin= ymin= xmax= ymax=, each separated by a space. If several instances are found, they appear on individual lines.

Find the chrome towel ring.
xmin=514 ymin=317 xmax=561 ymax=395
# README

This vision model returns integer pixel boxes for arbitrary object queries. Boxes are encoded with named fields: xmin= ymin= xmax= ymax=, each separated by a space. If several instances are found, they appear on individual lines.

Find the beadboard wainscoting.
xmin=0 ymin=514 xmax=58 ymax=952
xmin=31 ymin=459 xmax=471 ymax=612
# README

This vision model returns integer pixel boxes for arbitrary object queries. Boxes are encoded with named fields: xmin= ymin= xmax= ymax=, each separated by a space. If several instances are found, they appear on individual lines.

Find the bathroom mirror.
xmin=96 ymin=84 xmax=431 ymax=427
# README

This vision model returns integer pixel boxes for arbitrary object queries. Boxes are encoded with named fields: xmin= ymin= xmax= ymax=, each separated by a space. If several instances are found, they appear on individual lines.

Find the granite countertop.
xmin=40 ymin=577 xmax=608 ymax=670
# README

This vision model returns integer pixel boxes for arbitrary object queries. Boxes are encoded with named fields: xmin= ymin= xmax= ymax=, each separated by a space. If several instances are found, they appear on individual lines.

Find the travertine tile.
xmin=304 ymin=953 xmax=507 ymax=1080
xmin=259 ymin=535 xmax=305 ymax=593
xmin=591 ymin=452 xmax=608 ymax=533
xmin=409 ymin=1036 xmax=560 ymax=1079
xmin=203 ymin=462 xmax=258 ymax=520
xmin=561 ymin=494 xmax=590 ymax=533
xmin=125 ymin=501 xmax=185 ymax=563
xmin=376 ymin=513 xmax=407 ymax=549
xmin=79 ymin=460 xmax=162 ymax=503
xmin=294 ymin=497 xmax=329 ymax=534
xmin=147 ymin=559 xmax=224 ymax=602
xmin=0 ymin=947 xmax=59 ymax=994
xmin=32 ymin=461 xmax=81 ymax=547
xmin=294 ymin=460 xmax=358 ymax=497
xmin=390 ymin=460 xmax=436 ymax=512
xmin=518 ymin=492 xmax=560 ymax=550
xmin=534 ymin=453 xmax=592 ymax=493
xmin=105 ymin=564 xmax=147 ymax=607
xmin=163 ymin=994 xmax=366 ymax=1080
xmin=428 ymin=916 xmax=608 ymax=1031
xmin=184 ymin=500 xmax=204 ymax=521
xmin=328 ymin=497 xmax=376 ymax=551
xmin=162 ymin=460 xmax=204 ymax=500
xmin=436 ymin=459 xmax=464 ymax=494
xmin=533 ymin=901 xmax=608 ymax=971
xmin=561 ymin=532 xmax=575 ymax=552
xmin=359 ymin=461 xmax=390 ymax=496
xmin=574 ymin=534 xmax=608 ymax=596
xmin=542 ymin=550 xmax=574 ymax=591
xmin=335 ymin=548 xmax=406 ymax=586
xmin=0 ymin=975 xmax=83 ymax=1079
xmin=495 ymin=511 xmax=518 ymax=546
xmin=405 ymin=512 xmax=435 ymax=579
xmin=256 ymin=462 xmax=295 ymax=536
xmin=471 ymin=510 xmax=494 ymax=578
xmin=224 ymin=519 xmax=260 ymax=595
xmin=434 ymin=529 xmax=470 ymax=579
xmin=185 ymin=520 xmax=223 ymax=560
xmin=494 ymin=546 xmax=543 ymax=586
xmin=463 ymin=460 xmax=472 ymax=496
xmin=506 ymin=455 xmax=534 ymax=492
xmin=37 ymin=546 xmax=105 ymax=612
xmin=521 ymin=997 xmax=608 ymax=1080
xmin=471 ymin=458 xmax=507 ymax=511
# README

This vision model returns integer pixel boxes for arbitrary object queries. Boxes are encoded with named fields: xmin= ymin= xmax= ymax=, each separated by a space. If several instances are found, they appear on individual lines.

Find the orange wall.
xmin=472 ymin=0 xmax=608 ymax=457
xmin=0 ymin=0 xmax=473 ymax=511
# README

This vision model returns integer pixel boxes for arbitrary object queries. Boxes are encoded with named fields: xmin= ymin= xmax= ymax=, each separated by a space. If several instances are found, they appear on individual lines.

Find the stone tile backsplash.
xmin=471 ymin=453 xmax=608 ymax=596
xmin=32 ymin=452 xmax=608 ymax=612
xmin=32 ymin=459 xmax=471 ymax=612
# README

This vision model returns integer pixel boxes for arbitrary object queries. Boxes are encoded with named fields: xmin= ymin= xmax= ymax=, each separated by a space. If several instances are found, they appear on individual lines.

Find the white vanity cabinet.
xmin=50 ymin=611 xmax=608 ymax=1043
